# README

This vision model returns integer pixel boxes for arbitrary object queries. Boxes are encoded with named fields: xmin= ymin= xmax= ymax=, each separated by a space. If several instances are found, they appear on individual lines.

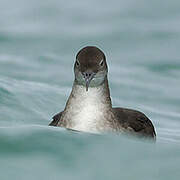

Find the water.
xmin=0 ymin=0 xmax=180 ymax=179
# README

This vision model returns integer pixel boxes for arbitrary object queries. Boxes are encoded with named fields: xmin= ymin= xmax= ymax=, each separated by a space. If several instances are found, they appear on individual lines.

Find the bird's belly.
xmin=71 ymin=104 xmax=104 ymax=133
xmin=64 ymin=87 xmax=110 ymax=133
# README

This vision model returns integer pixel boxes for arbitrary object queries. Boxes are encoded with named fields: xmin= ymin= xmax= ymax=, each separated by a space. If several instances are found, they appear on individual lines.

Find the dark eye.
xmin=99 ymin=60 xmax=104 ymax=67
xmin=76 ymin=60 xmax=80 ymax=67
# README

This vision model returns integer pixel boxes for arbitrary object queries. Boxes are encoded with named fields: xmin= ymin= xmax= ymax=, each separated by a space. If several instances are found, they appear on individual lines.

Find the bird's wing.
xmin=49 ymin=111 xmax=63 ymax=126
xmin=113 ymin=107 xmax=156 ymax=139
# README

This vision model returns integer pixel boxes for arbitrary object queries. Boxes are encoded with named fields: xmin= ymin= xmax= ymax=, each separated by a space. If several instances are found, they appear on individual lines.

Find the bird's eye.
xmin=99 ymin=60 xmax=104 ymax=67
xmin=76 ymin=60 xmax=80 ymax=67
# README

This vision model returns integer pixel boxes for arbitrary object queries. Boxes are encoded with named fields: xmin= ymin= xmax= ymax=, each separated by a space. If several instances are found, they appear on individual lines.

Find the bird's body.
xmin=49 ymin=46 xmax=156 ymax=139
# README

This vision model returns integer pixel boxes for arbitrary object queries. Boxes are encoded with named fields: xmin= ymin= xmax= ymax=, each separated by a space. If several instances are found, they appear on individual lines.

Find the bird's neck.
xmin=61 ymin=77 xmax=113 ymax=133
xmin=72 ymin=77 xmax=111 ymax=103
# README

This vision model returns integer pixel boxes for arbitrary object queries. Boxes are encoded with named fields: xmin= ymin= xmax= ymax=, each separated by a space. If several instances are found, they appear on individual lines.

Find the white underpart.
xmin=64 ymin=85 xmax=109 ymax=133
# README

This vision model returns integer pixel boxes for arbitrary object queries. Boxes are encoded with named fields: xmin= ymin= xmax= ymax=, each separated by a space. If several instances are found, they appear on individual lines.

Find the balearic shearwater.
xmin=49 ymin=46 xmax=156 ymax=139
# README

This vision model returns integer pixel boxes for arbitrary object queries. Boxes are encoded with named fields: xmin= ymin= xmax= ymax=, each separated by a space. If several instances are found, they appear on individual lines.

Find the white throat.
xmin=62 ymin=83 xmax=112 ymax=133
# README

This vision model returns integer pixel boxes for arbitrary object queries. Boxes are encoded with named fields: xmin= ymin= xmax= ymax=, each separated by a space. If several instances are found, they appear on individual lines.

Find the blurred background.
xmin=0 ymin=0 xmax=180 ymax=179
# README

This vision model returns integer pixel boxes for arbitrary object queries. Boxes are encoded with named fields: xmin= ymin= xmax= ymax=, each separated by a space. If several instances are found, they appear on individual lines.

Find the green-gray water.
xmin=0 ymin=0 xmax=180 ymax=179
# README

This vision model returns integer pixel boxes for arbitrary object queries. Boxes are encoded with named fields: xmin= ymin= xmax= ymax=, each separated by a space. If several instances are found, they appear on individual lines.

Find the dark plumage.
xmin=49 ymin=46 xmax=156 ymax=140
xmin=49 ymin=112 xmax=63 ymax=126
xmin=112 ymin=108 xmax=156 ymax=138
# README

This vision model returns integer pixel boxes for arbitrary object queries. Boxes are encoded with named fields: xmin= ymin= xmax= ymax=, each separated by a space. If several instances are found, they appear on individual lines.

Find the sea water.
xmin=0 ymin=0 xmax=180 ymax=179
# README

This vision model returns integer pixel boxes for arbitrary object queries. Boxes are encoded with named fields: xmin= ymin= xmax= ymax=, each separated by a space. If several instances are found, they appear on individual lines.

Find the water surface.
xmin=0 ymin=0 xmax=180 ymax=179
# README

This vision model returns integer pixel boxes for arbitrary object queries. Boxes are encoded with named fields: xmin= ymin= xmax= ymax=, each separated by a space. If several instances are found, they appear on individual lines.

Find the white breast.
xmin=64 ymin=85 xmax=108 ymax=133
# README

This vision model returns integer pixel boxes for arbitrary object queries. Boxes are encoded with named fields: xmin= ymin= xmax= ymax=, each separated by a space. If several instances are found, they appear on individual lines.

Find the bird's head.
xmin=74 ymin=46 xmax=108 ymax=91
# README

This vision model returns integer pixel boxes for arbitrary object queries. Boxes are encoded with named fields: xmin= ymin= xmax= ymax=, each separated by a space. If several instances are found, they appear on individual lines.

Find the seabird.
xmin=49 ymin=46 xmax=156 ymax=139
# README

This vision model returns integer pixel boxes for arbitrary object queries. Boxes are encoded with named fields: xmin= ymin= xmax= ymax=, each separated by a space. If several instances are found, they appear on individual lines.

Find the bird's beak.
xmin=83 ymin=72 xmax=96 ymax=91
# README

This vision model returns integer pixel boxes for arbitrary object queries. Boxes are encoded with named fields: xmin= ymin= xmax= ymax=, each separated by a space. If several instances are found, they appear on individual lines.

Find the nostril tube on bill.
xmin=83 ymin=72 xmax=92 ymax=78
xmin=82 ymin=71 xmax=95 ymax=91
